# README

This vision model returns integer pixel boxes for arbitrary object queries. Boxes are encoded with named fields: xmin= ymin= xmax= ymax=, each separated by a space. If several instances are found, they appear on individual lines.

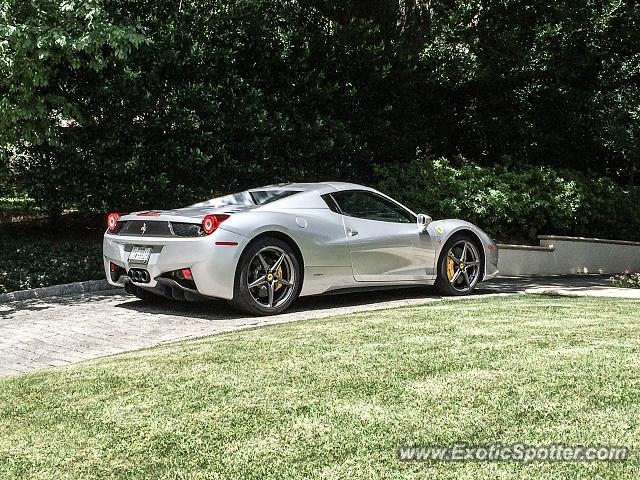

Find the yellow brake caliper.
xmin=446 ymin=256 xmax=455 ymax=281
xmin=275 ymin=266 xmax=284 ymax=290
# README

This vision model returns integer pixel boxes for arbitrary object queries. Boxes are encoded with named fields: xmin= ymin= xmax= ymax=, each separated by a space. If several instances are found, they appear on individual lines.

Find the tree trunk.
xmin=46 ymin=206 xmax=62 ymax=232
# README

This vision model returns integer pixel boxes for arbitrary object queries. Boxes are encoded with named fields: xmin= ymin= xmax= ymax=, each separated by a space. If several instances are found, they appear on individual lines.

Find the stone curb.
xmin=0 ymin=280 xmax=119 ymax=304
xmin=524 ymin=287 xmax=640 ymax=299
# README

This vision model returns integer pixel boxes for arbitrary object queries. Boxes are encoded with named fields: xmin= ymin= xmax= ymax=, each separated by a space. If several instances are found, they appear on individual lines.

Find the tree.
xmin=2 ymin=0 xmax=638 ymax=222
xmin=414 ymin=0 xmax=640 ymax=181
xmin=0 ymin=0 xmax=147 ymax=223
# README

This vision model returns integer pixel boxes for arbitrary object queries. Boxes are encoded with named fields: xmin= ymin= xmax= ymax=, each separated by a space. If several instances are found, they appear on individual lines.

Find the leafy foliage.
xmin=0 ymin=233 xmax=103 ymax=293
xmin=413 ymin=0 xmax=640 ymax=181
xmin=0 ymin=0 xmax=638 ymax=235
xmin=376 ymin=154 xmax=640 ymax=242
xmin=0 ymin=0 xmax=148 ymax=145
xmin=0 ymin=0 xmax=148 ymax=219
xmin=611 ymin=271 xmax=640 ymax=289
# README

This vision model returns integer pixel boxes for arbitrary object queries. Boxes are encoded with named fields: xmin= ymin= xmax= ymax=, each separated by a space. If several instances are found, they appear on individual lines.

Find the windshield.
xmin=191 ymin=190 xmax=300 ymax=208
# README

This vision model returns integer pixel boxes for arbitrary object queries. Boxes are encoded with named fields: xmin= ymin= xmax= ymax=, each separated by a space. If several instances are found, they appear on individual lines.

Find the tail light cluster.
xmin=107 ymin=212 xmax=229 ymax=236
xmin=202 ymin=214 xmax=229 ymax=235
xmin=107 ymin=213 xmax=121 ymax=232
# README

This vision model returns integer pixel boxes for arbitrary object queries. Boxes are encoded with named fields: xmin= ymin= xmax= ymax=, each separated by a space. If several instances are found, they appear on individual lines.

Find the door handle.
xmin=347 ymin=228 xmax=358 ymax=236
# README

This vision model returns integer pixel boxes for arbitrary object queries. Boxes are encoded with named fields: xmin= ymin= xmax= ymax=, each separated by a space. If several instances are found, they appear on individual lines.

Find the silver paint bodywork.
xmin=103 ymin=182 xmax=499 ymax=300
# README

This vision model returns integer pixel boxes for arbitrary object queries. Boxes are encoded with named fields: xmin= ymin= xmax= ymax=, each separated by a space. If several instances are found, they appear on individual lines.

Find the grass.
xmin=1 ymin=295 xmax=639 ymax=479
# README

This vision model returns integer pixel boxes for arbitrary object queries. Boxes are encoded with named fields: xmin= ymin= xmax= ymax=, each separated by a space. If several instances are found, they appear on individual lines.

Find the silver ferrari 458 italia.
xmin=104 ymin=182 xmax=498 ymax=315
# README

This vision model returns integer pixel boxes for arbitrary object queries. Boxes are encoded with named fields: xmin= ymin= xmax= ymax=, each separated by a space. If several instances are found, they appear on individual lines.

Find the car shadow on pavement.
xmin=114 ymin=284 xmax=498 ymax=321
xmin=113 ymin=274 xmax=612 ymax=321
xmin=0 ymin=304 xmax=51 ymax=318
xmin=0 ymin=292 xmax=123 ymax=318
xmin=1 ymin=275 xmax=612 ymax=322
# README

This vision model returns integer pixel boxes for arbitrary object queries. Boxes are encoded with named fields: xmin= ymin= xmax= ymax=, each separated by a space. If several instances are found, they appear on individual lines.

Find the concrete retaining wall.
xmin=497 ymin=235 xmax=640 ymax=276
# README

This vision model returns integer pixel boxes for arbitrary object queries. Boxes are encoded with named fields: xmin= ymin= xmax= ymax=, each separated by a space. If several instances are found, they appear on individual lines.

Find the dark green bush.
xmin=0 ymin=235 xmax=103 ymax=294
xmin=3 ymin=0 xmax=638 ymax=220
xmin=376 ymin=155 xmax=640 ymax=243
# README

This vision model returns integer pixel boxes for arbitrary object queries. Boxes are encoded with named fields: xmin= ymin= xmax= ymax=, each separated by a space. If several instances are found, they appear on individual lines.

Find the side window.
xmin=331 ymin=191 xmax=415 ymax=223
xmin=321 ymin=193 xmax=341 ymax=213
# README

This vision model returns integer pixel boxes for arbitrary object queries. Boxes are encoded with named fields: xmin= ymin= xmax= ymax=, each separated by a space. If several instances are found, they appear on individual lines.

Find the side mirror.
xmin=417 ymin=213 xmax=432 ymax=233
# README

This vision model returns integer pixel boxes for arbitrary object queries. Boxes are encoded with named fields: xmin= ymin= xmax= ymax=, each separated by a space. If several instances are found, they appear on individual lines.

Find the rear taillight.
xmin=202 ymin=214 xmax=229 ymax=235
xmin=107 ymin=213 xmax=120 ymax=232
xmin=178 ymin=268 xmax=193 ymax=280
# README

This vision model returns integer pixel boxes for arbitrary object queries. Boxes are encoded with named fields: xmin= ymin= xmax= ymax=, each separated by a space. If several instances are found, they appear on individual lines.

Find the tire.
xmin=230 ymin=236 xmax=303 ymax=316
xmin=434 ymin=233 xmax=483 ymax=296
xmin=125 ymin=282 xmax=163 ymax=302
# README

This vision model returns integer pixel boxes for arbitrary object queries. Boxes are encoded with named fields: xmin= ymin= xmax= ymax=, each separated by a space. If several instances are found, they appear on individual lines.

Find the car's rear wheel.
xmin=230 ymin=236 xmax=302 ymax=315
xmin=435 ymin=234 xmax=482 ymax=295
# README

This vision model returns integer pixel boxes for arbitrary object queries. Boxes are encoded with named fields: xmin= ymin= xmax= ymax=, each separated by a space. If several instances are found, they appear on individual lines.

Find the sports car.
xmin=103 ymin=182 xmax=499 ymax=315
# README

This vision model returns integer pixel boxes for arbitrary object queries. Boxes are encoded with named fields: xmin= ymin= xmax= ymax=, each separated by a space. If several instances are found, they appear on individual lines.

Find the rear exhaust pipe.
xmin=128 ymin=269 xmax=150 ymax=284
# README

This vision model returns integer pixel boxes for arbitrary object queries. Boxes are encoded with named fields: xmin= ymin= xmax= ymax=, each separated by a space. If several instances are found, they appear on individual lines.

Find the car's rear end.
xmin=103 ymin=209 xmax=249 ymax=301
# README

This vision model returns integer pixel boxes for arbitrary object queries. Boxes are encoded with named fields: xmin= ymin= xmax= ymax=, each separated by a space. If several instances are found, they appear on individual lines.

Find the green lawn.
xmin=1 ymin=296 xmax=639 ymax=479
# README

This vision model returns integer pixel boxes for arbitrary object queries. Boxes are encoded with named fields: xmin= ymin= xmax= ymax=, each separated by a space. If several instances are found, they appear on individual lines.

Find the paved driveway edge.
xmin=0 ymin=280 xmax=118 ymax=304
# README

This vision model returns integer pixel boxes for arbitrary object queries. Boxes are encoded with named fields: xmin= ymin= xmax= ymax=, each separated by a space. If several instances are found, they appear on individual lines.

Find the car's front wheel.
xmin=230 ymin=236 xmax=302 ymax=316
xmin=435 ymin=234 xmax=483 ymax=295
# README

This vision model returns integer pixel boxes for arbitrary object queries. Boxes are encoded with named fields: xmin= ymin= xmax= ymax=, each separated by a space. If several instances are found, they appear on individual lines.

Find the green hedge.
xmin=376 ymin=155 xmax=640 ymax=243
xmin=2 ymin=155 xmax=640 ymax=294
xmin=0 ymin=235 xmax=103 ymax=294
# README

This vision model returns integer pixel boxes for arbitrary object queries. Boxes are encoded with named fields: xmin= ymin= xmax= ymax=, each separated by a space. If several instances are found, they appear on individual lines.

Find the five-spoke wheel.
xmin=247 ymin=246 xmax=297 ymax=309
xmin=231 ymin=237 xmax=302 ymax=315
xmin=435 ymin=234 xmax=482 ymax=295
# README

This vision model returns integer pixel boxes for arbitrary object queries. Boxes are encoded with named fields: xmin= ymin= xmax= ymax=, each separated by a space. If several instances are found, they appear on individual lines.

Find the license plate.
xmin=129 ymin=246 xmax=152 ymax=265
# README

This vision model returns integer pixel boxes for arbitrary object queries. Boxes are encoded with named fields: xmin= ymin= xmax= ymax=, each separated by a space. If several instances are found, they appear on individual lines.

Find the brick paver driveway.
xmin=0 ymin=275 xmax=610 ymax=377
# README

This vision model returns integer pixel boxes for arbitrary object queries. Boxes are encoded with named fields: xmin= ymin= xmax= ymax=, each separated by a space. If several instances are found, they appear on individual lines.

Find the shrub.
xmin=0 ymin=234 xmax=103 ymax=294
xmin=375 ymin=154 xmax=640 ymax=242
xmin=611 ymin=271 xmax=640 ymax=289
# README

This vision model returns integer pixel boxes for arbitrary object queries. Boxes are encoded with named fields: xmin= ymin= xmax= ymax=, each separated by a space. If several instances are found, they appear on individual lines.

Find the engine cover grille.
xmin=117 ymin=220 xmax=172 ymax=237
xmin=114 ymin=220 xmax=203 ymax=237
xmin=171 ymin=222 xmax=205 ymax=237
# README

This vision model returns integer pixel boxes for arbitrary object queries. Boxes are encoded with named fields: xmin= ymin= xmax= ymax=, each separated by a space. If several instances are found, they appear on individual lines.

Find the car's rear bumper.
xmin=125 ymin=277 xmax=209 ymax=302
xmin=103 ymin=227 xmax=248 ymax=300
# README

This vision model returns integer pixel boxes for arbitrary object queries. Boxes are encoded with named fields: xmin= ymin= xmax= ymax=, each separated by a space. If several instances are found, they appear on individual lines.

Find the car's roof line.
xmin=249 ymin=182 xmax=372 ymax=194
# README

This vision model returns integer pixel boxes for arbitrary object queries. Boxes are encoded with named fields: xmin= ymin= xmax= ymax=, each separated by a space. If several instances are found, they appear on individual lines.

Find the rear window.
xmin=191 ymin=191 xmax=254 ymax=208
xmin=191 ymin=190 xmax=300 ymax=208
xmin=249 ymin=190 xmax=300 ymax=205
